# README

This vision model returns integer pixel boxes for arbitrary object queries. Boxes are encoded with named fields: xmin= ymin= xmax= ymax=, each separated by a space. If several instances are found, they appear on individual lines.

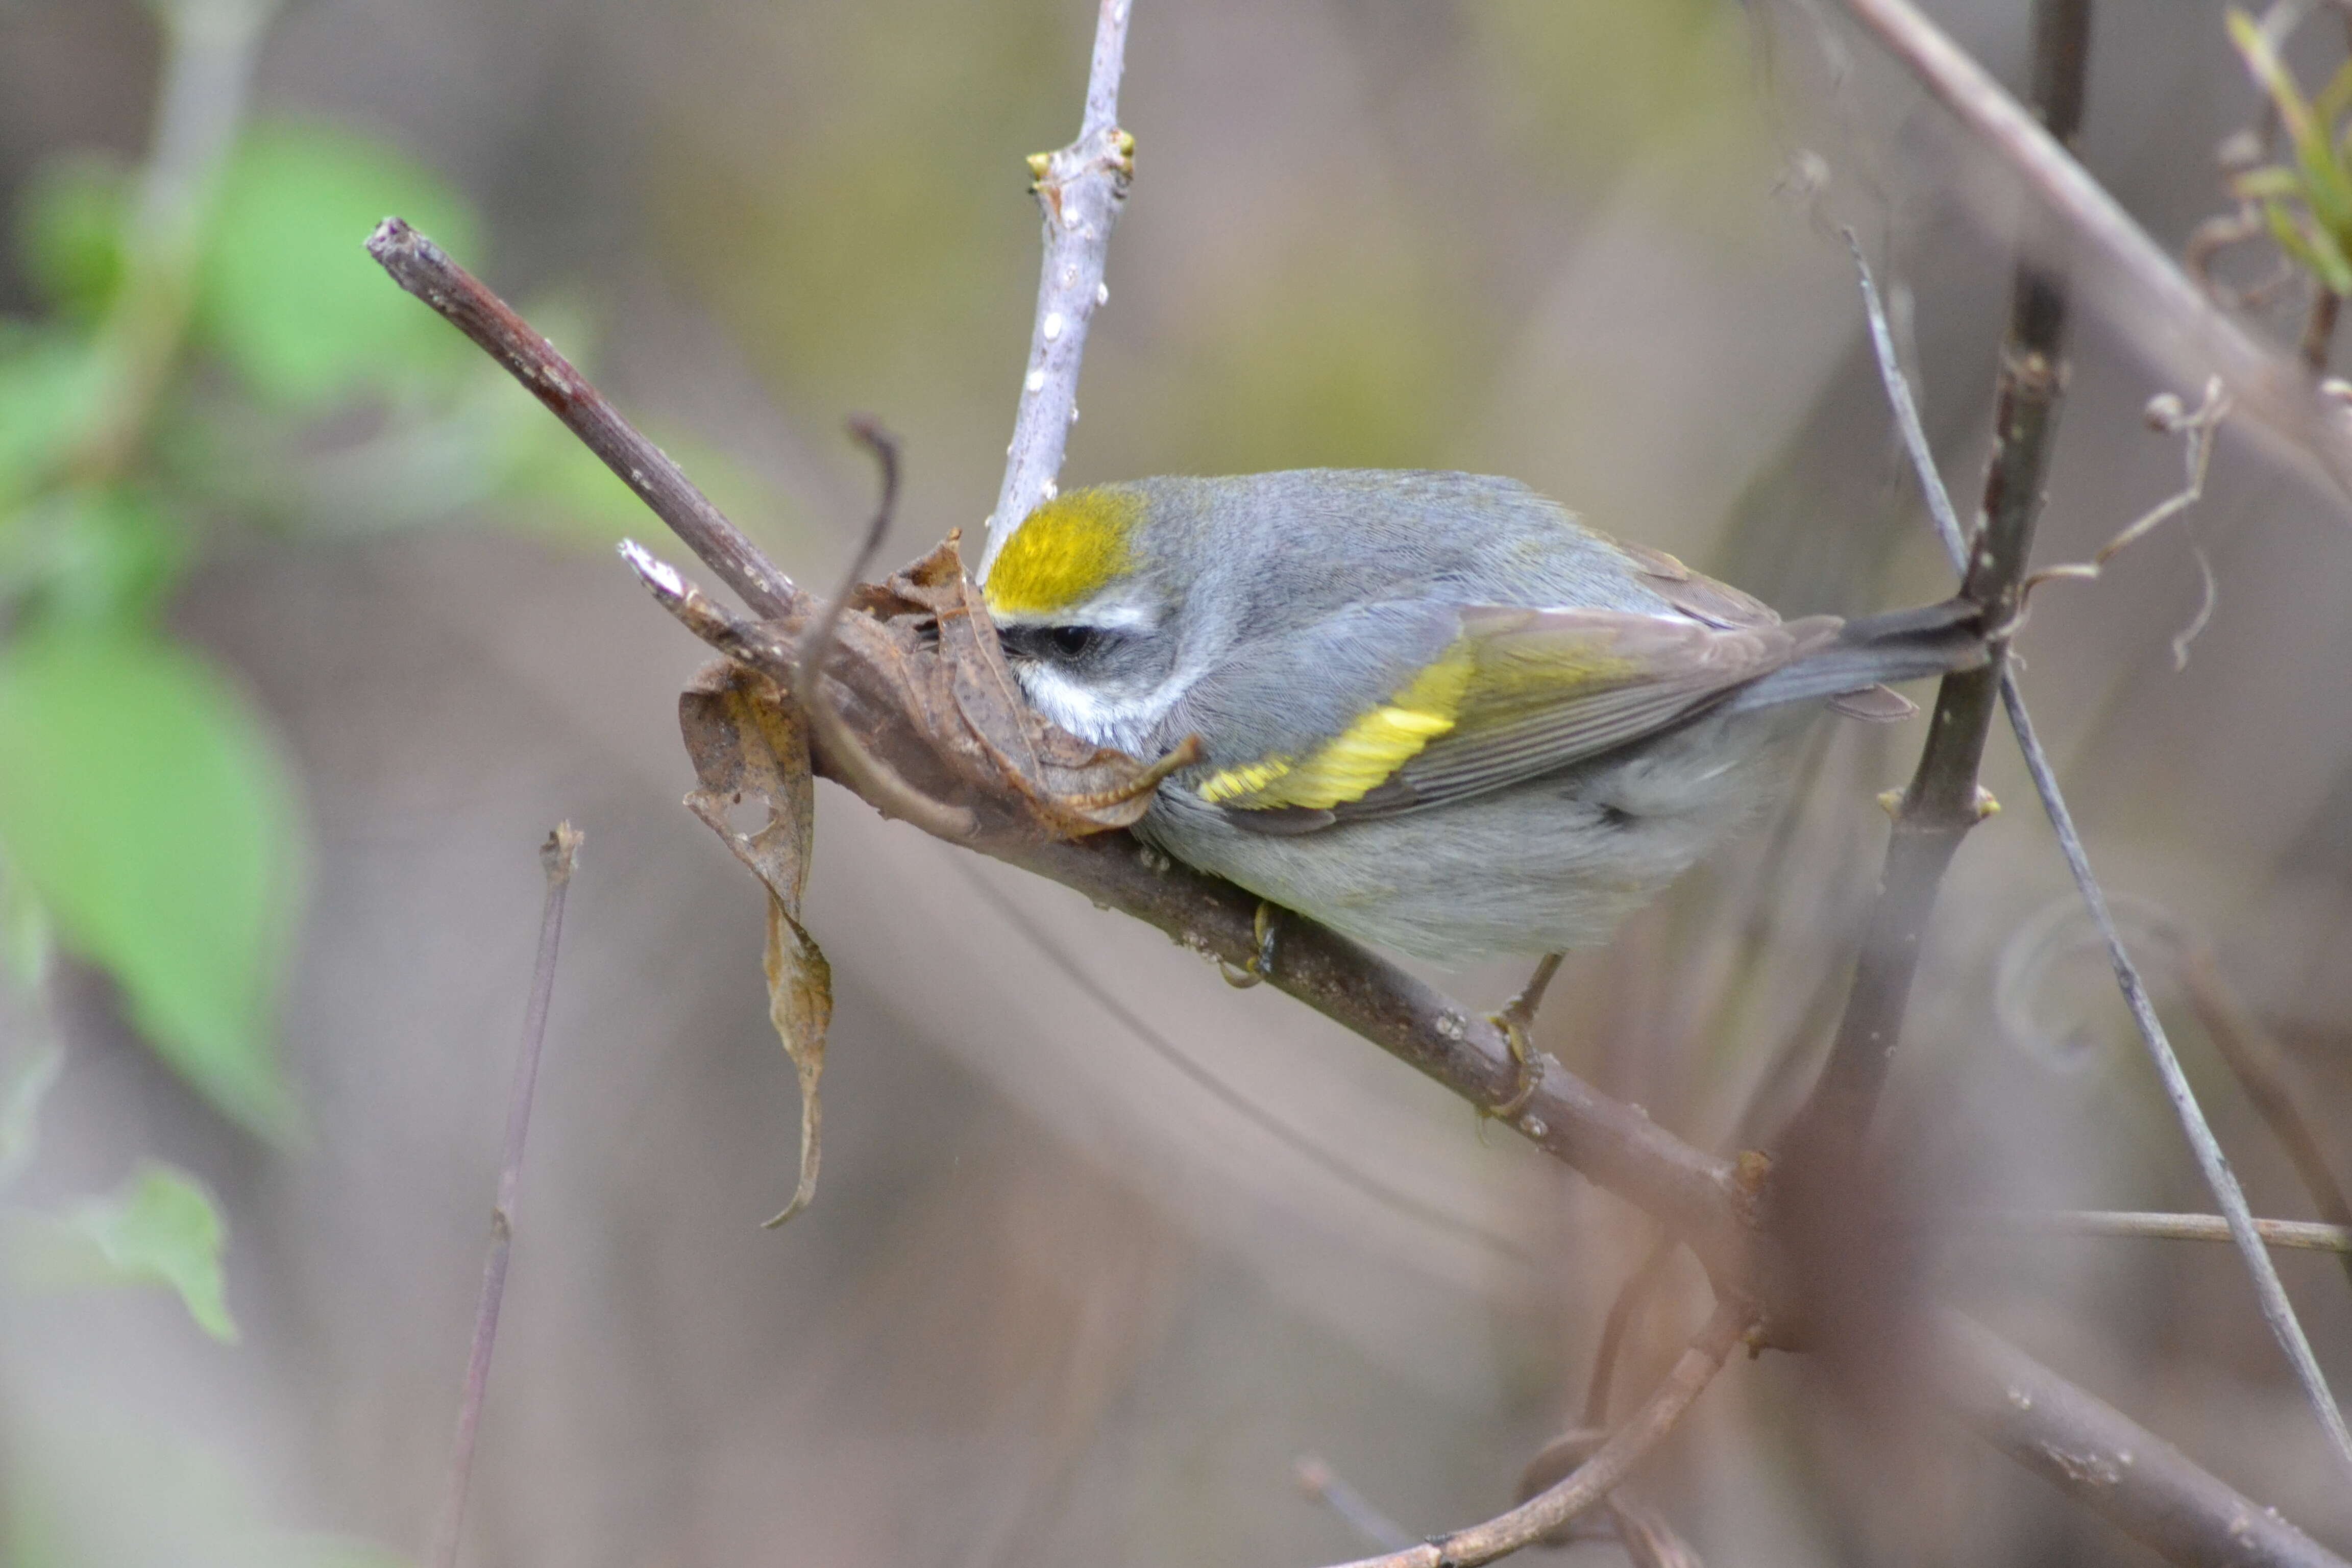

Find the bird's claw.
xmin=1485 ymin=952 xmax=1563 ymax=1122
xmin=1219 ymin=901 xmax=1281 ymax=989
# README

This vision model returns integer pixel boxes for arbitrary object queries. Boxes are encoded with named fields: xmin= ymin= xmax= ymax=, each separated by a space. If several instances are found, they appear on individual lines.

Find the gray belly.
xmin=1139 ymin=707 xmax=1812 ymax=964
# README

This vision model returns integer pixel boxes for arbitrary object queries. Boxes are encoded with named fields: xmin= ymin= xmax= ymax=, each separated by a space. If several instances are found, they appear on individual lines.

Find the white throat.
xmin=1015 ymin=662 xmax=1197 ymax=758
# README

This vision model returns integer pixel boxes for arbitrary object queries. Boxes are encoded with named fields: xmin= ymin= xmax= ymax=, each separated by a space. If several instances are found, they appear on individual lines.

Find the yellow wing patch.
xmin=984 ymin=487 xmax=1142 ymax=617
xmin=1198 ymin=647 xmax=1477 ymax=810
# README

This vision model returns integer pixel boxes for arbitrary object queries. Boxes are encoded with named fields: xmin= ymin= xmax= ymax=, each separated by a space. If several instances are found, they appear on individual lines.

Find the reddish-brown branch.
xmin=367 ymin=222 xmax=2350 ymax=1568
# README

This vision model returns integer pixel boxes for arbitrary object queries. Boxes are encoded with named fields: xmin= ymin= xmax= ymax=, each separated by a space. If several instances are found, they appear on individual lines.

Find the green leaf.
xmin=3 ymin=486 xmax=191 ymax=625
xmin=0 ymin=329 xmax=106 ymax=508
xmin=2315 ymin=54 xmax=2352 ymax=134
xmin=14 ymin=153 xmax=132 ymax=322
xmin=2229 ymin=10 xmax=2319 ymax=148
xmin=2230 ymin=164 xmax=2306 ymax=202
xmin=0 ymin=627 xmax=301 ymax=1135
xmin=198 ymin=120 xmax=478 ymax=406
xmin=2267 ymin=200 xmax=2352 ymax=293
xmin=16 ymin=1162 xmax=237 ymax=1341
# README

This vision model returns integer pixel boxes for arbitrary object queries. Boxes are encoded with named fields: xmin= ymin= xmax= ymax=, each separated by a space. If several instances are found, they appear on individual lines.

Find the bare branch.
xmin=1943 ymin=1313 xmax=2349 ymax=1568
xmin=1954 ymin=1209 xmax=2352 ymax=1254
xmin=1838 ymin=0 xmax=2352 ymax=506
xmin=978 ymin=0 xmax=1136 ymax=574
xmin=431 ymin=824 xmax=581 ymax=1568
xmin=1295 ymin=1456 xmax=1415 ymax=1555
xmin=1840 ymin=6 xmax=2352 ymax=1480
xmin=1839 ymin=57 xmax=2352 ymax=1480
xmin=369 ymin=220 xmax=2349 ymax=1568
xmin=1318 ymin=1301 xmax=1750 ymax=1568
xmin=1785 ymin=0 xmax=2088 ymax=1158
xmin=365 ymin=219 xmax=798 ymax=620
xmin=2003 ymin=685 xmax=2352 ymax=1475
xmin=2174 ymin=940 xmax=2352 ymax=1290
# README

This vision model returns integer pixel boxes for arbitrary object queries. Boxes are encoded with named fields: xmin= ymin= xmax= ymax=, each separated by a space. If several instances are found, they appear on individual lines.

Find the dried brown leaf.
xmin=679 ymin=662 xmax=832 ymax=1227
xmin=636 ymin=533 xmax=1194 ymax=845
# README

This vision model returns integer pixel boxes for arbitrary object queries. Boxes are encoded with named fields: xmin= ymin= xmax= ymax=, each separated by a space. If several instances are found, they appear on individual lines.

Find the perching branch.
xmin=364 ymin=235 xmax=2348 ymax=1568
xmin=978 ymin=0 xmax=1137 ymax=574
xmin=431 ymin=824 xmax=581 ymax=1568
xmin=1836 ymin=0 xmax=2352 ymax=506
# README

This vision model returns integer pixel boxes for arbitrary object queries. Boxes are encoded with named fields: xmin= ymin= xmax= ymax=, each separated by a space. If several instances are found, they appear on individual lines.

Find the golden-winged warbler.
xmin=981 ymin=469 xmax=1982 ymax=965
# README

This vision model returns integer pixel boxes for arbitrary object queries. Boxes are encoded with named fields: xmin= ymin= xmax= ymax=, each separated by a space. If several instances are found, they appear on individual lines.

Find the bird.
xmin=980 ymin=469 xmax=1981 ymax=976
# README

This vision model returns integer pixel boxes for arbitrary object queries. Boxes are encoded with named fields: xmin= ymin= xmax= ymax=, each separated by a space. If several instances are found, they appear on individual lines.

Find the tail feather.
xmin=1724 ymin=596 xmax=1987 ymax=716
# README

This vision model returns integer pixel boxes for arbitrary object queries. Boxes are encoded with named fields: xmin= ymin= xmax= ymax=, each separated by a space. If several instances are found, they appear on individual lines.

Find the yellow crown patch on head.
xmin=984 ymin=487 xmax=1142 ymax=618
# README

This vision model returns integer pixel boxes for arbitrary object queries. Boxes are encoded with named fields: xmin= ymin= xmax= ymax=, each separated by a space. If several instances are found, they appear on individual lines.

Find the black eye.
xmin=1048 ymin=625 xmax=1097 ymax=659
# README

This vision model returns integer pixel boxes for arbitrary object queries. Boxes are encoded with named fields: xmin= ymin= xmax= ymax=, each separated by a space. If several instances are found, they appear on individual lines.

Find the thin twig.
xmin=978 ymin=0 xmax=1137 ymax=574
xmin=1786 ymin=0 xmax=2088 ymax=1155
xmin=1318 ymin=1301 xmax=1750 ymax=1568
xmin=1954 ymin=1209 xmax=2352 ymax=1254
xmin=2022 ymin=381 xmax=2220 ymax=663
xmin=1583 ymin=1234 xmax=1681 ymax=1428
xmin=365 ymin=220 xmax=797 ymax=620
xmin=431 ymin=824 xmax=582 ymax=1568
xmin=794 ymin=420 xmax=979 ymax=841
xmin=1838 ymin=0 xmax=2352 ymax=505
xmin=1295 ymin=1456 xmax=1415 ymax=1555
xmin=2000 ymin=685 xmax=2352 ymax=1474
xmin=1848 ymin=115 xmax=2352 ymax=1486
xmin=2174 ymin=939 xmax=2352 ymax=1291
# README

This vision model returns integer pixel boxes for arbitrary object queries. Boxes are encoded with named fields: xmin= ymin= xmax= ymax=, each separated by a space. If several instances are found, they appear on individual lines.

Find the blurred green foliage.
xmin=0 ymin=1 xmax=712 ymax=1411
xmin=0 ymin=102 xmax=644 ymax=1147
xmin=12 ymin=1162 xmax=238 ymax=1342
xmin=2226 ymin=8 xmax=2352 ymax=296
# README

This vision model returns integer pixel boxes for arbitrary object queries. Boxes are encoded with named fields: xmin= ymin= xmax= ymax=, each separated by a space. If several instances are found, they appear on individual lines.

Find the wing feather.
xmin=1211 ymin=603 xmax=1839 ymax=834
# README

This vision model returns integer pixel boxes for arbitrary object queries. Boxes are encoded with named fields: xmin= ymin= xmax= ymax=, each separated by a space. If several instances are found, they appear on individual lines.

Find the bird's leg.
xmin=1487 ymin=952 xmax=1563 ymax=1120
xmin=1219 ymin=901 xmax=1282 ymax=989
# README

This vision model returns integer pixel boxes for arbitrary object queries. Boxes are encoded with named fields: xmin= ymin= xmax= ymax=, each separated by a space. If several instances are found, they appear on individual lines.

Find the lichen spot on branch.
xmin=982 ymin=486 xmax=1141 ymax=617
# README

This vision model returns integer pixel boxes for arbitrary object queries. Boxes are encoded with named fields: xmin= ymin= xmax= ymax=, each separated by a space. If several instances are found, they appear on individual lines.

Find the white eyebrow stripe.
xmin=1071 ymin=599 xmax=1158 ymax=631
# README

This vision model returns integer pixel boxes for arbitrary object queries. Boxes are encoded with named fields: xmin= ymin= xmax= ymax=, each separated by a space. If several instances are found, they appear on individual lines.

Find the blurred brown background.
xmin=3 ymin=0 xmax=2350 ymax=1563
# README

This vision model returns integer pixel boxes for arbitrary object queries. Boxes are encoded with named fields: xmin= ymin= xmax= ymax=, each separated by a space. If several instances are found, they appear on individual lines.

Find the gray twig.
xmin=977 ymin=0 xmax=1136 ymax=574
xmin=1955 ymin=1209 xmax=2352 ymax=1254
xmin=1849 ymin=179 xmax=2352 ymax=1487
xmin=2000 ymin=684 xmax=2352 ymax=1474
xmin=431 ymin=825 xmax=582 ymax=1568
xmin=1838 ymin=0 xmax=2352 ymax=505
xmin=1295 ymin=1455 xmax=1415 ymax=1555
xmin=1786 ymin=0 xmax=2088 ymax=1161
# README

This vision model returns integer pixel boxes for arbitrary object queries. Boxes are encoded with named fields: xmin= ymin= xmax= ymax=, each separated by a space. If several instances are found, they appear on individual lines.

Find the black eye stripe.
xmin=999 ymin=623 xmax=1117 ymax=662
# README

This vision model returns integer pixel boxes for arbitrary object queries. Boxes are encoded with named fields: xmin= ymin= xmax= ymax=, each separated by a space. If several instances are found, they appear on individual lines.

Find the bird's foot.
xmin=1219 ymin=901 xmax=1281 ymax=989
xmin=1486 ymin=952 xmax=1564 ymax=1122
